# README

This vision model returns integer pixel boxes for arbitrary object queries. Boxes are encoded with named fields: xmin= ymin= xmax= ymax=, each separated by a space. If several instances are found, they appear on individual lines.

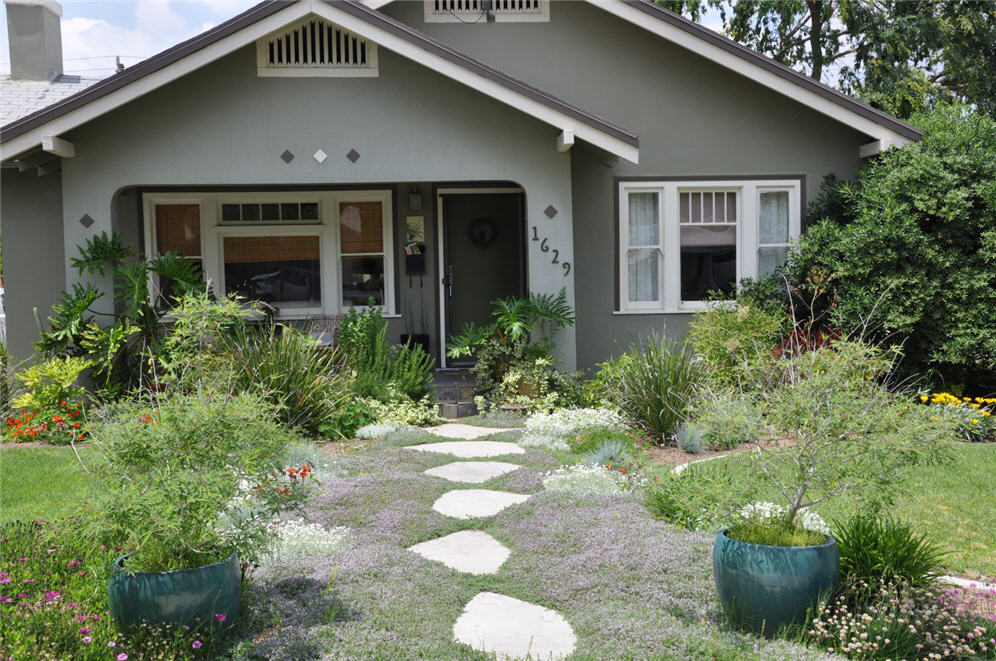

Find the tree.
xmin=786 ymin=105 xmax=996 ymax=390
xmin=657 ymin=0 xmax=996 ymax=118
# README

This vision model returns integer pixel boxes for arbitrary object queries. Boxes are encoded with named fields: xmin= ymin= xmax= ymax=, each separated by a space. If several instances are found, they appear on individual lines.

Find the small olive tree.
xmin=748 ymin=338 xmax=955 ymax=524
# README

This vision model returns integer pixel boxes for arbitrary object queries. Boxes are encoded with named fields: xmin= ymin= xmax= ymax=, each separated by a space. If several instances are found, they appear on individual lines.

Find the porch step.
xmin=434 ymin=368 xmax=478 ymax=419
xmin=438 ymin=401 xmax=479 ymax=419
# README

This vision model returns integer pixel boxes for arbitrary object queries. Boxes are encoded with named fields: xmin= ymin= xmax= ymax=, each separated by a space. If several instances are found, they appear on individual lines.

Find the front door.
xmin=439 ymin=191 xmax=526 ymax=365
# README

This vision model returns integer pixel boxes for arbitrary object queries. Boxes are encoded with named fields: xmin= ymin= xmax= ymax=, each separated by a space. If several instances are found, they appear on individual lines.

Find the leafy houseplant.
xmin=79 ymin=391 xmax=306 ymax=631
xmin=36 ymin=231 xmax=202 ymax=398
xmin=447 ymin=289 xmax=575 ymax=407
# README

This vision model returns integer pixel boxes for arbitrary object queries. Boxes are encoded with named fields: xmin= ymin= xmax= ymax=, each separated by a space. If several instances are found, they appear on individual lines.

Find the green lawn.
xmin=0 ymin=445 xmax=96 ymax=523
xmin=681 ymin=443 xmax=996 ymax=578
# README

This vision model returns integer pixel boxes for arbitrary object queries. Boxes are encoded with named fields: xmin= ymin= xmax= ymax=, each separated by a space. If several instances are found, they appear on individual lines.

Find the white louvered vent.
xmin=425 ymin=0 xmax=549 ymax=23
xmin=257 ymin=17 xmax=378 ymax=77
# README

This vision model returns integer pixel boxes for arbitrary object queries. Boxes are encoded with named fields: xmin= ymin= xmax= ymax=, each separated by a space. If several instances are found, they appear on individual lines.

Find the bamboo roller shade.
xmin=223 ymin=236 xmax=320 ymax=263
xmin=339 ymin=201 xmax=383 ymax=253
xmin=155 ymin=205 xmax=201 ymax=256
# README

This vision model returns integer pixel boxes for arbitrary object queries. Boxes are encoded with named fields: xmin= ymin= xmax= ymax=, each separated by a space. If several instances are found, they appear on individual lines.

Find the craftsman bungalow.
xmin=0 ymin=0 xmax=920 ymax=368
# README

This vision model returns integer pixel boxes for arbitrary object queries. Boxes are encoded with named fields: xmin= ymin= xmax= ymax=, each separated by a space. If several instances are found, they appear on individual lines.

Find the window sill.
xmin=613 ymin=309 xmax=692 ymax=315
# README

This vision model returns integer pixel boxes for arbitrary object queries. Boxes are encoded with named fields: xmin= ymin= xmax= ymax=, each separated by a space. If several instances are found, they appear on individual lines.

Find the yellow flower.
xmin=920 ymin=395 xmax=928 ymax=403
xmin=971 ymin=419 xmax=979 ymax=425
xmin=930 ymin=416 xmax=938 ymax=421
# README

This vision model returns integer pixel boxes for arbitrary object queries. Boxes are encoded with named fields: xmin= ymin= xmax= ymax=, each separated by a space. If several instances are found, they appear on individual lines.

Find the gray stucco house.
xmin=0 ymin=0 xmax=920 ymax=369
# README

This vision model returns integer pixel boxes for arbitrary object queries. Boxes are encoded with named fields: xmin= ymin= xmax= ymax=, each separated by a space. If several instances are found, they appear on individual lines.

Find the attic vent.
xmin=257 ymin=17 xmax=378 ymax=77
xmin=425 ymin=0 xmax=549 ymax=22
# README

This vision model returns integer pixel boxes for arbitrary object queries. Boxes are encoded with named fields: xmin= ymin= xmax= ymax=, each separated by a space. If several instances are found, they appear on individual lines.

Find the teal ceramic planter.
xmin=713 ymin=529 xmax=838 ymax=634
xmin=107 ymin=553 xmax=241 ymax=633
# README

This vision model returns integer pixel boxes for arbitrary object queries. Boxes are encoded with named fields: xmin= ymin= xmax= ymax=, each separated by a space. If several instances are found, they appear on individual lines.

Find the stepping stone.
xmin=408 ymin=530 xmax=510 ymax=575
xmin=432 ymin=489 xmax=530 ymax=519
xmin=406 ymin=441 xmax=525 ymax=458
xmin=425 ymin=461 xmax=521 ymax=484
xmin=424 ymin=423 xmax=501 ymax=440
xmin=453 ymin=592 xmax=577 ymax=660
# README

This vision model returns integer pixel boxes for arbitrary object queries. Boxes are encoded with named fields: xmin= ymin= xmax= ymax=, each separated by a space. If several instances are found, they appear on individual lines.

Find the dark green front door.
xmin=441 ymin=192 xmax=526 ymax=359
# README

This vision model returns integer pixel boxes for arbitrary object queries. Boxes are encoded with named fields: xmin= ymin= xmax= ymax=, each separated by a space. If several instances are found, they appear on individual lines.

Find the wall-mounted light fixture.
xmin=408 ymin=185 xmax=422 ymax=210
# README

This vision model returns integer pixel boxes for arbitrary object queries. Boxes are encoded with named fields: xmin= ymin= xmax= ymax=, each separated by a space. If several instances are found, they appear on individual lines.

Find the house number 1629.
xmin=531 ymin=226 xmax=571 ymax=276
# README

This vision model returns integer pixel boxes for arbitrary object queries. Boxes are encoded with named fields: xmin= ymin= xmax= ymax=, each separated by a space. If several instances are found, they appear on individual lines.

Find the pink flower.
xmin=916 ymin=644 xmax=924 ymax=649
xmin=214 ymin=613 xmax=227 ymax=622
xmin=0 ymin=578 xmax=10 ymax=584
xmin=107 ymin=641 xmax=116 ymax=647
xmin=46 ymin=549 xmax=56 ymax=553
xmin=76 ymin=615 xmax=86 ymax=622
xmin=79 ymin=628 xmax=90 ymax=635
xmin=968 ymin=632 xmax=975 ymax=638
xmin=68 ymin=602 xmax=77 ymax=608
xmin=78 ymin=571 xmax=87 ymax=577
xmin=16 ymin=558 xmax=26 ymax=563
xmin=81 ymin=636 xmax=92 ymax=643
xmin=68 ymin=560 xmax=80 ymax=567
xmin=192 ymin=640 xmax=202 ymax=649
xmin=117 ymin=654 xmax=128 ymax=660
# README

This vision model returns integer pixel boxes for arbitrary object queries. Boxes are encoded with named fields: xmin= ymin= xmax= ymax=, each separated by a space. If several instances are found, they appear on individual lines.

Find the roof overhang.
xmin=364 ymin=0 xmax=921 ymax=146
xmin=0 ymin=0 xmax=639 ymax=163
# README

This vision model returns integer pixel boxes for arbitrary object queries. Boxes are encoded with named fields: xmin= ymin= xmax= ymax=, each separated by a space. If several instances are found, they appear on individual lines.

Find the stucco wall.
xmin=58 ymin=45 xmax=578 ymax=366
xmin=0 ymin=169 xmax=65 ymax=360
xmin=383 ymin=0 xmax=872 ymax=368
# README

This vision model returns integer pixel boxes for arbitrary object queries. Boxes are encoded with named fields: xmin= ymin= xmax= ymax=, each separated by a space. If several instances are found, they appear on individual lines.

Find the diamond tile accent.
xmin=313 ymin=149 xmax=328 ymax=164
xmin=79 ymin=214 xmax=95 ymax=228
xmin=346 ymin=148 xmax=361 ymax=163
xmin=544 ymin=205 xmax=558 ymax=219
xmin=280 ymin=150 xmax=295 ymax=164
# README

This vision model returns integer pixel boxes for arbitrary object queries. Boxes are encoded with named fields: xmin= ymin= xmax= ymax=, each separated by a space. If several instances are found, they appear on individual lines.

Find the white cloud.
xmin=2 ymin=0 xmax=256 ymax=77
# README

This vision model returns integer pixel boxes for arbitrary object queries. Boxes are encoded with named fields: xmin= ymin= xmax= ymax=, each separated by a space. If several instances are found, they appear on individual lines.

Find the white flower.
xmin=525 ymin=408 xmax=626 ymax=438
xmin=542 ymin=463 xmax=637 ymax=495
xmin=264 ymin=519 xmax=350 ymax=564
xmin=355 ymin=423 xmax=399 ymax=440
xmin=518 ymin=433 xmax=570 ymax=451
xmin=738 ymin=501 xmax=830 ymax=535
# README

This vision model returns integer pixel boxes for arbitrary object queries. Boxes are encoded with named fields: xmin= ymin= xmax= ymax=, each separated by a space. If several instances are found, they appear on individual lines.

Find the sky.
xmin=0 ymin=0 xmax=727 ymax=79
xmin=0 ymin=1 xmax=258 ymax=78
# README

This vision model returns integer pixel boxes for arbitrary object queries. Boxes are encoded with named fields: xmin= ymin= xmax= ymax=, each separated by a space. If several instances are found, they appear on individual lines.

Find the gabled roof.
xmin=0 ymin=0 xmax=639 ymax=162
xmin=365 ymin=0 xmax=921 ymax=145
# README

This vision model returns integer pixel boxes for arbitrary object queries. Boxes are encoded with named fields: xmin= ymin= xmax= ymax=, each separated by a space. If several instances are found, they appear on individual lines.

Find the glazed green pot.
xmin=107 ymin=553 xmax=241 ymax=633
xmin=713 ymin=529 xmax=838 ymax=634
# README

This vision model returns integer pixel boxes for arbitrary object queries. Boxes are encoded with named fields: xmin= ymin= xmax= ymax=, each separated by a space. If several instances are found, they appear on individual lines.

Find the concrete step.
xmin=438 ymin=401 xmax=479 ymax=419
xmin=434 ymin=368 xmax=475 ymax=387
xmin=436 ymin=385 xmax=476 ymax=402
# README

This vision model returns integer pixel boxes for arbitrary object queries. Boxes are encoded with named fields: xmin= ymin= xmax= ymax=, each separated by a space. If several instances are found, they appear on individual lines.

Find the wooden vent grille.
xmin=258 ymin=18 xmax=378 ymax=77
xmin=426 ymin=0 xmax=548 ymax=21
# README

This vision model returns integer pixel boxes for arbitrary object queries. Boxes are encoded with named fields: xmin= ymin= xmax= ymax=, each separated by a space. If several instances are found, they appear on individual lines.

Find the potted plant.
xmin=77 ymin=390 xmax=307 ymax=633
xmin=712 ymin=337 xmax=954 ymax=634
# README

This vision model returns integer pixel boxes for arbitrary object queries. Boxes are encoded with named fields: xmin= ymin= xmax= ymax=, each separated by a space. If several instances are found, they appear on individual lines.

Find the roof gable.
xmin=0 ymin=0 xmax=639 ymax=163
xmin=365 ymin=0 xmax=920 ymax=145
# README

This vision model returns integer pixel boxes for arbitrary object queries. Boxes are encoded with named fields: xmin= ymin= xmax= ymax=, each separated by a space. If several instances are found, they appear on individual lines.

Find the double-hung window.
xmin=618 ymin=179 xmax=800 ymax=312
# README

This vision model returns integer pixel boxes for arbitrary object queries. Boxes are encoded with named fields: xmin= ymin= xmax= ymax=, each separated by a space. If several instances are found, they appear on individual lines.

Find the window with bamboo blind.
xmin=223 ymin=235 xmax=321 ymax=306
xmin=339 ymin=202 xmax=385 ymax=307
xmin=155 ymin=205 xmax=201 ymax=257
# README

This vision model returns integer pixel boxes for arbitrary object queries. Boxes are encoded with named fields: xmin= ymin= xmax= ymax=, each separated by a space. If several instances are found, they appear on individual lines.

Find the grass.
xmin=676 ymin=443 xmax=996 ymax=577
xmin=0 ymin=445 xmax=94 ymax=523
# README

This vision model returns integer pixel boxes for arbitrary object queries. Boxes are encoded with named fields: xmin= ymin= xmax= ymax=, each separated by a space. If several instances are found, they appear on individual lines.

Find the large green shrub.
xmin=787 ymin=105 xmax=996 ymax=390
xmin=338 ymin=304 xmax=434 ymax=401
xmin=81 ymin=392 xmax=303 ymax=571
xmin=598 ymin=332 xmax=702 ymax=443
xmin=224 ymin=323 xmax=351 ymax=436
xmin=687 ymin=303 xmax=786 ymax=389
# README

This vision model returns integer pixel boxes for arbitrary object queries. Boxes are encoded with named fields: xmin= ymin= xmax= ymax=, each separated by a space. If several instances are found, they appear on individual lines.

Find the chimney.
xmin=4 ymin=0 xmax=63 ymax=81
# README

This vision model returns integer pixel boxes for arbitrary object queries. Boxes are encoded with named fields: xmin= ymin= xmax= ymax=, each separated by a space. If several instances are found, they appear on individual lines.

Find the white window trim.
xmin=142 ymin=189 xmax=396 ymax=318
xmin=617 ymin=179 xmax=801 ymax=314
xmin=423 ymin=0 xmax=550 ymax=23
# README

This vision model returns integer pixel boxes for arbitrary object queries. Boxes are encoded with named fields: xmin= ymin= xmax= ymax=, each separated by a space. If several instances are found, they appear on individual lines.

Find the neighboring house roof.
xmin=0 ymin=0 xmax=639 ymax=163
xmin=364 ymin=0 xmax=922 ymax=146
xmin=0 ymin=75 xmax=100 ymax=126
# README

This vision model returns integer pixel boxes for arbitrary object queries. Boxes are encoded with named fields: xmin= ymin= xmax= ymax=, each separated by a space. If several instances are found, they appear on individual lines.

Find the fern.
xmin=70 ymin=231 xmax=134 ymax=276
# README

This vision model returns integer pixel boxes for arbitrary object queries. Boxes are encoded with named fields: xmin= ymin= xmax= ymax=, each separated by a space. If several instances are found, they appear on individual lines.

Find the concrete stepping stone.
xmin=424 ymin=461 xmax=521 ymax=484
xmin=406 ymin=441 xmax=525 ymax=458
xmin=424 ymin=423 xmax=503 ymax=440
xmin=453 ymin=592 xmax=577 ymax=660
xmin=408 ymin=530 xmax=511 ymax=575
xmin=432 ymin=489 xmax=530 ymax=519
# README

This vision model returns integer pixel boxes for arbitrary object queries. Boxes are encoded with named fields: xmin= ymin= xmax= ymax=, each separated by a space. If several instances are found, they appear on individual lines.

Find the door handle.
xmin=442 ymin=265 xmax=454 ymax=301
